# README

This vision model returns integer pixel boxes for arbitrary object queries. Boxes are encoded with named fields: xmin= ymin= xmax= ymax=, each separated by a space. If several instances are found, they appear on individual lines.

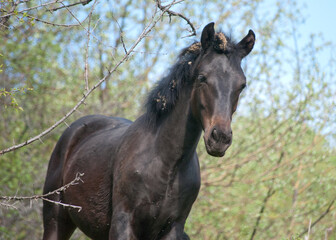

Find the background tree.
xmin=1 ymin=0 xmax=335 ymax=239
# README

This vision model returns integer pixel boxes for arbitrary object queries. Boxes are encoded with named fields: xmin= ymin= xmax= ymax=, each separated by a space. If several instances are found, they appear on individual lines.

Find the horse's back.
xmin=44 ymin=114 xmax=131 ymax=188
xmin=43 ymin=114 xmax=132 ymax=239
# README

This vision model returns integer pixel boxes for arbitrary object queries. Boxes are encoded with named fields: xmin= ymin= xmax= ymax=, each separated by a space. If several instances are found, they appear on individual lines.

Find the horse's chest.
xmin=136 ymin=158 xmax=201 ymax=220
xmin=160 ymin=176 xmax=200 ymax=217
xmin=168 ymin=165 xmax=200 ymax=202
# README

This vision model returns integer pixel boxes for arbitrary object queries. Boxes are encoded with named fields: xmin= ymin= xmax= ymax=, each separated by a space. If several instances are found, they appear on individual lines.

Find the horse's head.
xmin=191 ymin=23 xmax=255 ymax=157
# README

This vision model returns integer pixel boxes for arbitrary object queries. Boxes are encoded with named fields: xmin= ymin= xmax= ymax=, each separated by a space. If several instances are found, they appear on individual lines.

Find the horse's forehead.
xmin=200 ymin=54 xmax=245 ymax=86
xmin=201 ymin=53 xmax=229 ymax=72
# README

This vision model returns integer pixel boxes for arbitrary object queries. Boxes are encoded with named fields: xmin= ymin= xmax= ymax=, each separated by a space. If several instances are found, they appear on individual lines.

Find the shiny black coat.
xmin=42 ymin=22 xmax=255 ymax=240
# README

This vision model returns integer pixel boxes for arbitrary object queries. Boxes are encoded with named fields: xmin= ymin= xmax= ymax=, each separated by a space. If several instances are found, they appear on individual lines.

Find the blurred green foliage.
xmin=0 ymin=0 xmax=335 ymax=239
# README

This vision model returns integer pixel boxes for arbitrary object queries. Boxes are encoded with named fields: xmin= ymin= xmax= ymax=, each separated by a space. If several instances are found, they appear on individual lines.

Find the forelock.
xmin=214 ymin=32 xmax=228 ymax=52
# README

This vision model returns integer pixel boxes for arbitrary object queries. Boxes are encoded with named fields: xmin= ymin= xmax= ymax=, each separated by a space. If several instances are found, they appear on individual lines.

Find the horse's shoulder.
xmin=54 ymin=115 xmax=131 ymax=159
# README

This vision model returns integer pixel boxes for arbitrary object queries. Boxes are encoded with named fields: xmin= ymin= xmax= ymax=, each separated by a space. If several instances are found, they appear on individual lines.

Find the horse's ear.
xmin=201 ymin=22 xmax=215 ymax=51
xmin=237 ymin=29 xmax=255 ymax=58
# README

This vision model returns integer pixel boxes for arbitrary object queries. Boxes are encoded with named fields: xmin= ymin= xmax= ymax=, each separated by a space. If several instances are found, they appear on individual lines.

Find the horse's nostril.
xmin=211 ymin=127 xmax=232 ymax=144
xmin=211 ymin=128 xmax=219 ymax=141
xmin=223 ymin=133 xmax=231 ymax=144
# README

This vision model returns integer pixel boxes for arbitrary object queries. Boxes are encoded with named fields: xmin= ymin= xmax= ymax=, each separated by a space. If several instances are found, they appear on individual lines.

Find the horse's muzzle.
xmin=204 ymin=126 xmax=232 ymax=157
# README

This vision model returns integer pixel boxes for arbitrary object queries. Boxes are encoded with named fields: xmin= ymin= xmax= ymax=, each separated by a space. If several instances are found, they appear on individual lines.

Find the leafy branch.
xmin=0 ymin=87 xmax=33 ymax=111
xmin=0 ymin=0 xmax=184 ymax=156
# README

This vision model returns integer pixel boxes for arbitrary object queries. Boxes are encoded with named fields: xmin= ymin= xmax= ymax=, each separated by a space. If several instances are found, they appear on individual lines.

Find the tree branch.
xmin=0 ymin=0 xmax=93 ymax=29
xmin=0 ymin=0 xmax=180 ymax=156
xmin=298 ymin=199 xmax=335 ymax=238
xmin=249 ymin=188 xmax=276 ymax=240
xmin=0 ymin=0 xmax=66 ymax=19
xmin=50 ymin=0 xmax=93 ymax=12
xmin=250 ymin=152 xmax=284 ymax=240
xmin=83 ymin=1 xmax=98 ymax=92
xmin=25 ymin=13 xmax=81 ymax=27
xmin=111 ymin=14 xmax=128 ymax=55
xmin=156 ymin=0 xmax=196 ymax=37
xmin=0 ymin=173 xmax=84 ymax=211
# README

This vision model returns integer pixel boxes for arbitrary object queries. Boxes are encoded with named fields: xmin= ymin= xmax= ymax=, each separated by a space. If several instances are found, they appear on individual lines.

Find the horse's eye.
xmin=197 ymin=75 xmax=207 ymax=83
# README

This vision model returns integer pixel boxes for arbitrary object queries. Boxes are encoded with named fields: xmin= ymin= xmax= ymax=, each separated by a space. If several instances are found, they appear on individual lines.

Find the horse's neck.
xmin=154 ymin=90 xmax=202 ymax=163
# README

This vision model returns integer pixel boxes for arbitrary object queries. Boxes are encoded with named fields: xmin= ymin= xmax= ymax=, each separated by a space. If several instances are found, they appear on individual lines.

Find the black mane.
xmin=144 ymin=32 xmax=236 ymax=125
xmin=144 ymin=43 xmax=200 ymax=125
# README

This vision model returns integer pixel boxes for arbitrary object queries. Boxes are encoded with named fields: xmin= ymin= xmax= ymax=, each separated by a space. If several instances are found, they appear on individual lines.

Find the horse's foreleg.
xmin=42 ymin=175 xmax=76 ymax=240
xmin=109 ymin=210 xmax=137 ymax=240
xmin=161 ymin=222 xmax=190 ymax=240
xmin=42 ymin=200 xmax=76 ymax=240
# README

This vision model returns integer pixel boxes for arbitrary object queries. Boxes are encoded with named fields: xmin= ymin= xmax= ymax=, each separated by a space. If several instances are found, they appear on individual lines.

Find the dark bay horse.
xmin=42 ymin=22 xmax=255 ymax=240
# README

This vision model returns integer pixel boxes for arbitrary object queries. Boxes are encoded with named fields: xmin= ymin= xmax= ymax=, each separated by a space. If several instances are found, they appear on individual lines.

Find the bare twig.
xmin=60 ymin=2 xmax=88 ymax=31
xmin=25 ymin=13 xmax=81 ymax=28
xmin=0 ymin=0 xmax=181 ymax=155
xmin=249 ymin=152 xmax=284 ymax=240
xmin=40 ymin=196 xmax=82 ymax=211
xmin=156 ymin=0 xmax=196 ymax=37
xmin=84 ymin=2 xmax=96 ymax=92
xmin=111 ymin=14 xmax=128 ymax=55
xmin=0 ymin=201 xmax=18 ymax=209
xmin=299 ymin=199 xmax=335 ymax=238
xmin=60 ymin=1 xmax=107 ymax=49
xmin=0 ymin=0 xmax=97 ymax=31
xmin=0 ymin=173 xmax=84 ymax=211
xmin=50 ymin=0 xmax=93 ymax=12
xmin=110 ymin=0 xmax=131 ymax=55
xmin=0 ymin=0 xmax=67 ymax=19
xmin=0 ymin=1 xmax=96 ymax=28
xmin=249 ymin=188 xmax=276 ymax=240
xmin=305 ymin=218 xmax=312 ymax=240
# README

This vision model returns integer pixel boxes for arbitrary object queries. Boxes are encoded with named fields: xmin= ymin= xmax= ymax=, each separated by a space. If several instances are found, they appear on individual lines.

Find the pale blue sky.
xmin=301 ymin=0 xmax=336 ymax=42
xmin=298 ymin=0 xmax=336 ymax=68
xmin=281 ymin=0 xmax=336 ymax=145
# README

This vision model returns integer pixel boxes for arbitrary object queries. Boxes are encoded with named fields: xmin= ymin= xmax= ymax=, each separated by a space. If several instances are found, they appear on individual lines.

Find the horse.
xmin=42 ymin=22 xmax=255 ymax=240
